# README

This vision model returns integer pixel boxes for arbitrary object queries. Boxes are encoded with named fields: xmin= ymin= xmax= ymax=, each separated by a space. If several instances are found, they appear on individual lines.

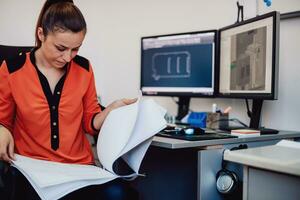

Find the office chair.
xmin=0 ymin=45 xmax=33 ymax=65
xmin=0 ymin=45 xmax=34 ymax=199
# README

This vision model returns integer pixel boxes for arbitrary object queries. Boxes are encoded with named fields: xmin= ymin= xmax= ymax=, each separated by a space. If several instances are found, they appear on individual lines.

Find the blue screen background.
xmin=142 ymin=44 xmax=213 ymax=88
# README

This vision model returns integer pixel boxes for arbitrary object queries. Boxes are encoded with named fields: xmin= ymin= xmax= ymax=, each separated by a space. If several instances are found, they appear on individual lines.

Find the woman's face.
xmin=37 ymin=28 xmax=85 ymax=69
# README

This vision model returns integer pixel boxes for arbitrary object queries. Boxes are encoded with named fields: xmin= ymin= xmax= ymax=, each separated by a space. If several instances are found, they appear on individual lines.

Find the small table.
xmin=224 ymin=140 xmax=300 ymax=200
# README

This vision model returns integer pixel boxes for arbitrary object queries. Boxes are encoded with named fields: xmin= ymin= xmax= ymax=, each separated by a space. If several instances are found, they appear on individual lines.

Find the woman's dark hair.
xmin=35 ymin=0 xmax=87 ymax=48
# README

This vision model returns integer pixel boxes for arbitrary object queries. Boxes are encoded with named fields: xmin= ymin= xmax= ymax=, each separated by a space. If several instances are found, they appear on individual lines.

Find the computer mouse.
xmin=184 ymin=127 xmax=205 ymax=135
xmin=184 ymin=128 xmax=194 ymax=135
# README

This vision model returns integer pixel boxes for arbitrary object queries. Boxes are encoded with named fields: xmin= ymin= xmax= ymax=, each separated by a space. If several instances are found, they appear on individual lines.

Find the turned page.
xmin=97 ymin=98 xmax=166 ymax=173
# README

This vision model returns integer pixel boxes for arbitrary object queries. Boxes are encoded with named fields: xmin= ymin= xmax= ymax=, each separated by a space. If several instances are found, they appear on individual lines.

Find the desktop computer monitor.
xmin=218 ymin=11 xmax=280 ymax=128
xmin=141 ymin=30 xmax=217 ymax=120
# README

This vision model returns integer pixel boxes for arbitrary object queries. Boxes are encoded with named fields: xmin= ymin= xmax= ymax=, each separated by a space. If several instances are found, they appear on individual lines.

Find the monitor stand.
xmin=176 ymin=97 xmax=191 ymax=121
xmin=249 ymin=99 xmax=263 ymax=129
xmin=249 ymin=99 xmax=279 ymax=134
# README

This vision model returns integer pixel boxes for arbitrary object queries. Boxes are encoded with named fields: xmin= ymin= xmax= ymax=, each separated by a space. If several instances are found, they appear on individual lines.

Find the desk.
xmin=224 ymin=141 xmax=300 ymax=200
xmin=131 ymin=131 xmax=300 ymax=200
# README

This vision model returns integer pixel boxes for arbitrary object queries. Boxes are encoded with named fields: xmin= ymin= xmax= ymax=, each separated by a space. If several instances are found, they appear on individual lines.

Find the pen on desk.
xmin=224 ymin=106 xmax=232 ymax=114
xmin=212 ymin=103 xmax=217 ymax=113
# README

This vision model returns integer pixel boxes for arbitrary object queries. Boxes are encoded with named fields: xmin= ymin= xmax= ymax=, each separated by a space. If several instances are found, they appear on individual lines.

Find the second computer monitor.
xmin=218 ymin=11 xmax=280 ymax=100
xmin=141 ymin=30 xmax=217 ymax=97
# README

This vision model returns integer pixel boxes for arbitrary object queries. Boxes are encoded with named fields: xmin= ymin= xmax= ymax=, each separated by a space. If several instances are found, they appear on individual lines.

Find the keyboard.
xmin=157 ymin=131 xmax=237 ymax=141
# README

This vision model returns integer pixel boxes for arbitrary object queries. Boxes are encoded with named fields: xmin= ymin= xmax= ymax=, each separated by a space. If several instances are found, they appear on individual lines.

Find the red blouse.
xmin=0 ymin=50 xmax=101 ymax=164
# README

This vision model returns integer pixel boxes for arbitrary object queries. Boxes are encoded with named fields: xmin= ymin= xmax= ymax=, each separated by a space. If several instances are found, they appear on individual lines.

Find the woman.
xmin=0 ymin=0 xmax=138 ymax=199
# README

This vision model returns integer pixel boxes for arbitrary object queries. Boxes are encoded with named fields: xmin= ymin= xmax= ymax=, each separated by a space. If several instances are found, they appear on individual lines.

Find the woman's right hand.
xmin=0 ymin=126 xmax=15 ymax=163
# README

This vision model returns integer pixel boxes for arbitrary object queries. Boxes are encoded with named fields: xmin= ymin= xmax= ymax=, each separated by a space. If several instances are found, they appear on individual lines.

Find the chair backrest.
xmin=0 ymin=45 xmax=33 ymax=65
xmin=0 ymin=44 xmax=33 ymax=192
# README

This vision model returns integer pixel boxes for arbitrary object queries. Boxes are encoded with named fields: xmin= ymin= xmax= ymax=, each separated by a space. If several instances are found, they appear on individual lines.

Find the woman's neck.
xmin=34 ymin=48 xmax=66 ymax=94
xmin=35 ymin=48 xmax=53 ymax=70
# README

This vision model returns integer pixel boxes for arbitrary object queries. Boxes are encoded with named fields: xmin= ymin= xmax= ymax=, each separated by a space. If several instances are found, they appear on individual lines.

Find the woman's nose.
xmin=62 ymin=51 xmax=72 ymax=62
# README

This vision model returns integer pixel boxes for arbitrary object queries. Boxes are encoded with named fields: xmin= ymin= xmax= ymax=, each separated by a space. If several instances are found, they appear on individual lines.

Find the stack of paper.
xmin=231 ymin=129 xmax=260 ymax=137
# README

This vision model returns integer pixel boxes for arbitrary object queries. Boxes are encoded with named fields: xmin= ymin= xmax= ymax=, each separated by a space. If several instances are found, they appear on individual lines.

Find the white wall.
xmin=258 ymin=0 xmax=300 ymax=14
xmin=1 ymin=0 xmax=300 ymax=131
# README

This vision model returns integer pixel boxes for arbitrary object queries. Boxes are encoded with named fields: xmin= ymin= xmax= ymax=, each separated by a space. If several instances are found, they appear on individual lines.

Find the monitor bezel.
xmin=140 ymin=29 xmax=218 ymax=98
xmin=217 ymin=11 xmax=280 ymax=100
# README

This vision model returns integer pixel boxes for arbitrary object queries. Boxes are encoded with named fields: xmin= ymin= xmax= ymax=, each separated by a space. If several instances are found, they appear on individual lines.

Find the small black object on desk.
xmin=259 ymin=128 xmax=279 ymax=135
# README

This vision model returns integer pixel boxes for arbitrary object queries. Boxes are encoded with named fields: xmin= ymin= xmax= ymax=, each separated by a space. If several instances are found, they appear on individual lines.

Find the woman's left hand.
xmin=108 ymin=98 xmax=137 ymax=111
xmin=93 ymin=98 xmax=138 ymax=130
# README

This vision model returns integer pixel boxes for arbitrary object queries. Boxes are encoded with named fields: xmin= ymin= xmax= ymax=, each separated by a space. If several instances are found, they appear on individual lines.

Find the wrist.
xmin=91 ymin=113 xmax=100 ymax=132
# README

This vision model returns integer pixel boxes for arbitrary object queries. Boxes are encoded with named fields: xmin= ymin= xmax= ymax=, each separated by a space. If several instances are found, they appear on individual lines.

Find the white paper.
xmin=13 ymin=155 xmax=116 ymax=187
xmin=12 ymin=97 xmax=167 ymax=200
xmin=122 ymin=138 xmax=153 ymax=173
xmin=117 ymin=99 xmax=166 ymax=172
xmin=97 ymin=99 xmax=140 ymax=172
xmin=14 ymin=158 xmax=116 ymax=200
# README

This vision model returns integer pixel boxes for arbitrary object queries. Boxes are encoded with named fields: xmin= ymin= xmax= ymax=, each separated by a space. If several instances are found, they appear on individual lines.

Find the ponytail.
xmin=35 ymin=0 xmax=86 ymax=48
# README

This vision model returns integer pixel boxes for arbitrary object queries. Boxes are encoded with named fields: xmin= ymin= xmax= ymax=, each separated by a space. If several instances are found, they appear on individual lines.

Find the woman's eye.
xmin=56 ymin=46 xmax=65 ymax=52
